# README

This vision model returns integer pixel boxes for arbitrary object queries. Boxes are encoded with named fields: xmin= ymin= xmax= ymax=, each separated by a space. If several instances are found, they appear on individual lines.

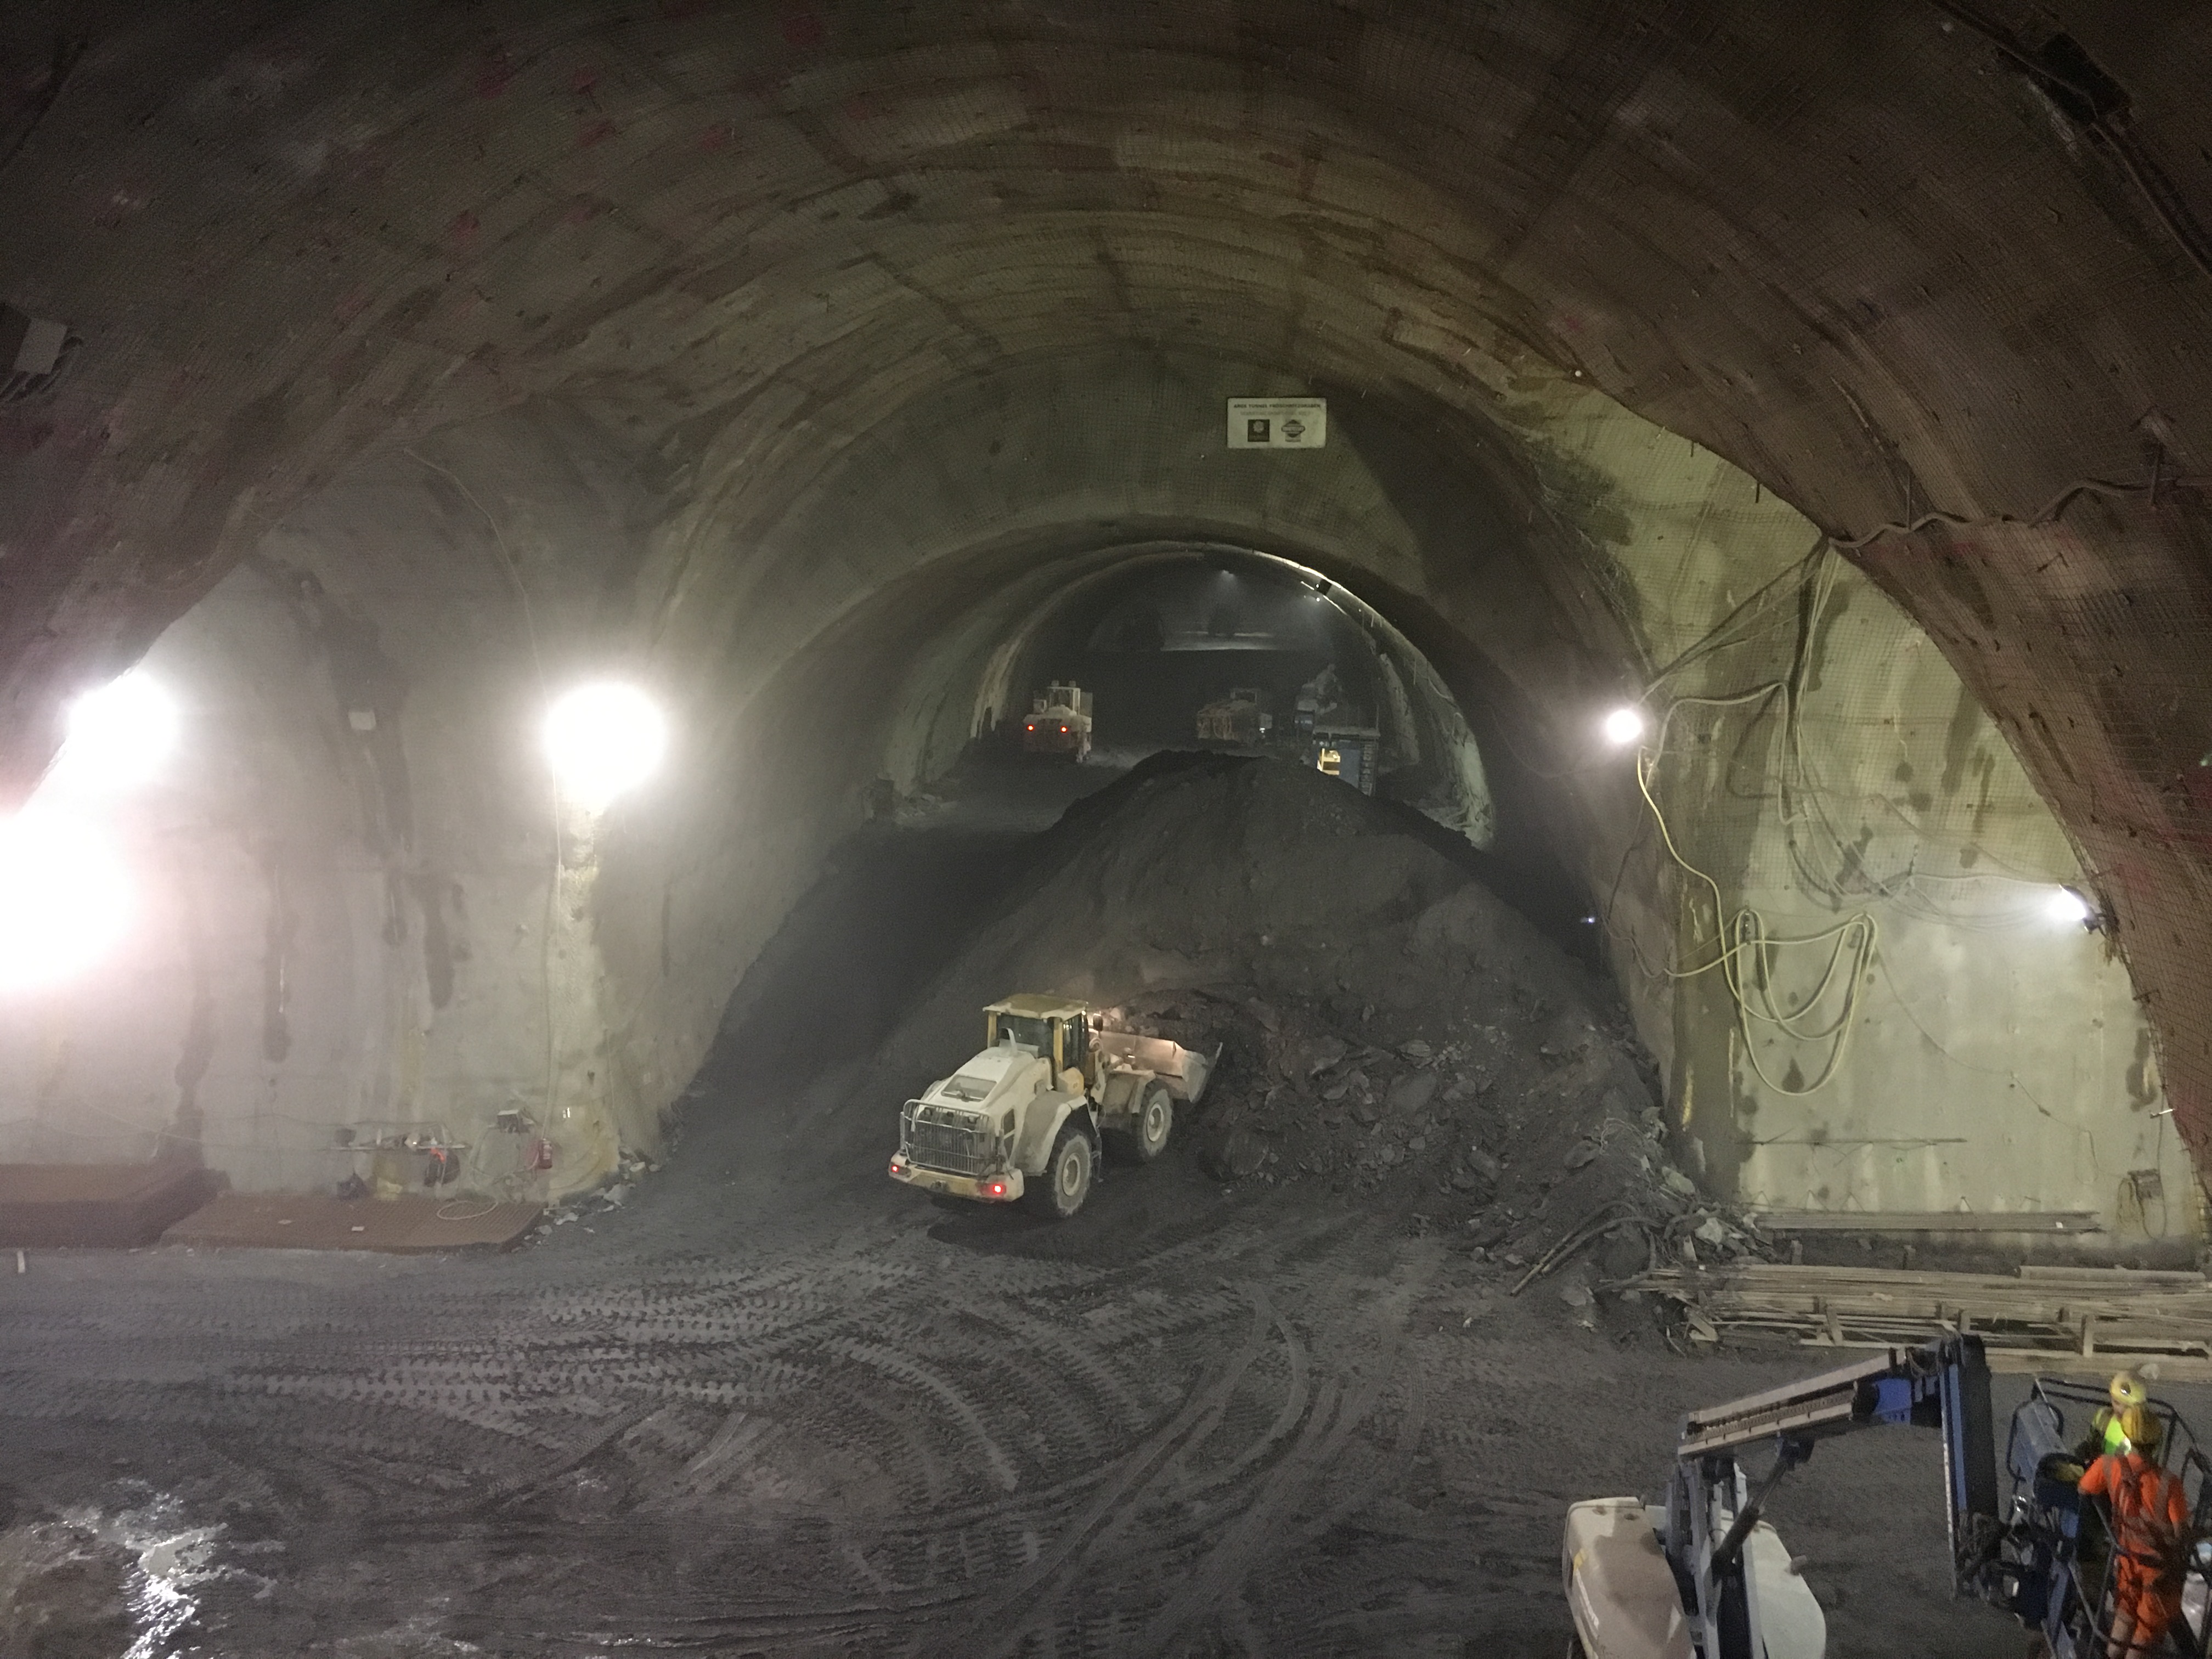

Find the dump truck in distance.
xmin=1021 ymin=682 xmax=1093 ymax=761
xmin=889 ymin=996 xmax=1215 ymax=1219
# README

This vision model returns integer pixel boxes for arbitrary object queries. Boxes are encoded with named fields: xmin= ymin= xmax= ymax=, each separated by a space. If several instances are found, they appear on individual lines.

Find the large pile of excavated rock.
xmin=866 ymin=753 xmax=1759 ymax=1276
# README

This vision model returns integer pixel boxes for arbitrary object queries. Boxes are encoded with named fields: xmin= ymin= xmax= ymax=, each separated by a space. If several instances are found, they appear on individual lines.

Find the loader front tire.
xmin=1024 ymin=1119 xmax=1095 ymax=1220
xmin=1131 ymin=1085 xmax=1173 ymax=1163
xmin=1105 ymin=1084 xmax=1174 ymax=1165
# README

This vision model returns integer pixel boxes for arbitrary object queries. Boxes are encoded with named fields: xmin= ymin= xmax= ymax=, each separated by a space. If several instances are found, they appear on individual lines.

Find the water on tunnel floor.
xmin=0 ymin=758 xmax=2190 ymax=1658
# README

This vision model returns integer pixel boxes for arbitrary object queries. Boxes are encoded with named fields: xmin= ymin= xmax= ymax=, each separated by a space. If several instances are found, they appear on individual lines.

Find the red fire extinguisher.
xmin=527 ymin=1136 xmax=556 ymax=1172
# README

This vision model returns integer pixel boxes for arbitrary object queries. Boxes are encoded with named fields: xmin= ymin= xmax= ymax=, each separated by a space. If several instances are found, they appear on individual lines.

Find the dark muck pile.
xmin=873 ymin=753 xmax=1760 ymax=1280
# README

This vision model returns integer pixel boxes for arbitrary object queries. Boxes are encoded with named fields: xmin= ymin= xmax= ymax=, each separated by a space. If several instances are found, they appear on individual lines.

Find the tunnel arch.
xmin=0 ymin=1 xmax=2206 ymax=1221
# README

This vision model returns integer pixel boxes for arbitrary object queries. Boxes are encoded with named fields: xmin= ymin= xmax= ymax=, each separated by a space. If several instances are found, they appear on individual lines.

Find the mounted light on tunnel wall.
xmin=543 ymin=682 xmax=667 ymax=811
xmin=50 ymin=670 xmax=179 ymax=794
xmin=2044 ymin=885 xmax=2099 ymax=930
xmin=0 ymin=809 xmax=131 ymax=992
xmin=1600 ymin=706 xmax=1647 ymax=747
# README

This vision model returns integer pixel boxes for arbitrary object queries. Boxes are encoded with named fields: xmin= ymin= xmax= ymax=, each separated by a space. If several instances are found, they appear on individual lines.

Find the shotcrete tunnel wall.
xmin=0 ymin=1 xmax=2208 ymax=1229
xmin=0 ymin=336 xmax=2180 ymax=1244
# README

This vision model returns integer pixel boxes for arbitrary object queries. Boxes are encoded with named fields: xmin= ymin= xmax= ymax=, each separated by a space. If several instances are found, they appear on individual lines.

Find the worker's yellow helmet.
xmin=2111 ymin=1371 xmax=2149 ymax=1412
xmin=2120 ymin=1404 xmax=2163 ymax=1453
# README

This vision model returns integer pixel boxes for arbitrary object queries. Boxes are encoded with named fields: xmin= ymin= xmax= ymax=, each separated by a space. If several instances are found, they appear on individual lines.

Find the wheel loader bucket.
xmin=1093 ymin=1032 xmax=1221 ymax=1104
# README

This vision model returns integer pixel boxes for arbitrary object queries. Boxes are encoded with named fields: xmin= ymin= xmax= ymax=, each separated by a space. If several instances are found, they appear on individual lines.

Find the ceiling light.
xmin=1601 ymin=706 xmax=1647 ymax=747
xmin=52 ymin=670 xmax=179 ymax=793
xmin=544 ymin=682 xmax=666 ymax=810
xmin=0 ymin=809 xmax=131 ymax=992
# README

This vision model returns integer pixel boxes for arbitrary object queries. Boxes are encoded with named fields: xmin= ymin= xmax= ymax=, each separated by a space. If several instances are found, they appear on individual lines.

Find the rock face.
xmin=867 ymin=753 xmax=1711 ymax=1253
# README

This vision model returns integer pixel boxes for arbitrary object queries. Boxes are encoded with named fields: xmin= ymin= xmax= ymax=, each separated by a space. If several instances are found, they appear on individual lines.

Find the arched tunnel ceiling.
xmin=4 ymin=1 xmax=2212 ymax=1175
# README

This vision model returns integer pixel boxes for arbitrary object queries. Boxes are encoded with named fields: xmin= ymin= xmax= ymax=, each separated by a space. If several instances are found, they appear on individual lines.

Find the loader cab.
xmin=984 ymin=995 xmax=1094 ymax=1088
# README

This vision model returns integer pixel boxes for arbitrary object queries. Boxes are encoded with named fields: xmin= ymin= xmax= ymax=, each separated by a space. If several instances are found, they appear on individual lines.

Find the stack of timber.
xmin=1626 ymin=1262 xmax=2212 ymax=1378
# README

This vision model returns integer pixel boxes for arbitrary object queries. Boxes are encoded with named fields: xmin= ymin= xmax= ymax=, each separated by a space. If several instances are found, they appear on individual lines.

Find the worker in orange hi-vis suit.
xmin=2078 ymin=1405 xmax=2191 ymax=1659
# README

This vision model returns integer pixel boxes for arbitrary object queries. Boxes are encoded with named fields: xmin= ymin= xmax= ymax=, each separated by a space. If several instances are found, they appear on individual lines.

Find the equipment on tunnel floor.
xmin=1020 ymin=681 xmax=1093 ymax=762
xmin=1289 ymin=666 xmax=1380 ymax=794
xmin=1195 ymin=686 xmax=1269 ymax=745
xmin=1308 ymin=722 xmax=1380 ymax=794
xmin=888 ymin=995 xmax=1216 ymax=1220
xmin=1564 ymin=1336 xmax=2212 ymax=1658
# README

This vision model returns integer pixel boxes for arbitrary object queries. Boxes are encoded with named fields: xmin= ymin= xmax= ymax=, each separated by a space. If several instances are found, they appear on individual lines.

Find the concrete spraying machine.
xmin=1021 ymin=681 xmax=1093 ymax=762
xmin=888 ymin=995 xmax=1217 ymax=1219
xmin=1565 ymin=1335 xmax=2212 ymax=1657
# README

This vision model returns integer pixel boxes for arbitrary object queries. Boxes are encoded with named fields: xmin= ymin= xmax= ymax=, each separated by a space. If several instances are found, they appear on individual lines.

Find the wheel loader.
xmin=888 ymin=995 xmax=1216 ymax=1219
xmin=1019 ymin=682 xmax=1093 ymax=761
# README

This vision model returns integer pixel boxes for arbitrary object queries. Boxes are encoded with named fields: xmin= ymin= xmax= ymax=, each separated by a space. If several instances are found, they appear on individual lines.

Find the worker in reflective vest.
xmin=2078 ymin=1405 xmax=2190 ymax=1659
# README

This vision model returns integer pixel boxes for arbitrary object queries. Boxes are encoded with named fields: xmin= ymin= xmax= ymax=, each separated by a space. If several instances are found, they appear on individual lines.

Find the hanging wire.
xmin=1604 ymin=540 xmax=2087 ymax=1097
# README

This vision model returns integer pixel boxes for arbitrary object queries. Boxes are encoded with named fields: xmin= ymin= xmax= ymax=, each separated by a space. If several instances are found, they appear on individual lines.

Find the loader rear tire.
xmin=1024 ymin=1120 xmax=1094 ymax=1220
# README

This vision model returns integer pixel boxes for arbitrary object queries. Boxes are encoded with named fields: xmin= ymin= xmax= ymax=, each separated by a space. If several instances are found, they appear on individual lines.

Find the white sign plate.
xmin=1227 ymin=397 xmax=1327 ymax=449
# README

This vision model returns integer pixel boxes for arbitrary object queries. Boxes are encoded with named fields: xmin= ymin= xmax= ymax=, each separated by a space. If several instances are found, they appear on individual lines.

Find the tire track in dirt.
xmin=928 ymin=1289 xmax=1278 ymax=1656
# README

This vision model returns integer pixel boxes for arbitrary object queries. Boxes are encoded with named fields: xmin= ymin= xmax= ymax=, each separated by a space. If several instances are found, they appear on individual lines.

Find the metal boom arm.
xmin=1666 ymin=1336 xmax=2000 ymax=1658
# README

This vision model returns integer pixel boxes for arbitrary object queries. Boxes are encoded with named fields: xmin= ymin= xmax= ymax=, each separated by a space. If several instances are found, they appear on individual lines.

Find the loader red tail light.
xmin=1059 ymin=725 xmax=1068 ymax=732
xmin=985 ymin=1180 xmax=1007 ymax=1198
xmin=889 ymin=1156 xmax=906 ymax=1176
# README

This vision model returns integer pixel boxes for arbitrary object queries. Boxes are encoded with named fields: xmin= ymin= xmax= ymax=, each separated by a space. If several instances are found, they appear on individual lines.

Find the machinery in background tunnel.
xmin=1019 ymin=681 xmax=1094 ymax=763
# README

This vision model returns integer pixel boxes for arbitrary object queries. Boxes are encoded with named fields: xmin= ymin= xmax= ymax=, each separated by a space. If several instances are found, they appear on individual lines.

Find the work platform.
xmin=0 ymin=1161 xmax=222 ymax=1248
xmin=161 ymin=1193 xmax=541 ymax=1254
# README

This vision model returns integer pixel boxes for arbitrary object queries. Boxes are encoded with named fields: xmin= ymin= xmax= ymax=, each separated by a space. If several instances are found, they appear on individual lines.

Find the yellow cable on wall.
xmin=1631 ymin=733 xmax=1876 ymax=1097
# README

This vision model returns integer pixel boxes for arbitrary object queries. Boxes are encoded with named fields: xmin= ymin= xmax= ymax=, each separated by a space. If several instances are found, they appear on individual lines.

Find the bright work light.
xmin=0 ymin=810 xmax=131 ymax=992
xmin=543 ymin=683 xmax=665 ymax=809
xmin=52 ymin=670 xmax=178 ymax=793
xmin=1601 ymin=706 xmax=1647 ymax=747
xmin=2044 ymin=886 xmax=2092 ymax=928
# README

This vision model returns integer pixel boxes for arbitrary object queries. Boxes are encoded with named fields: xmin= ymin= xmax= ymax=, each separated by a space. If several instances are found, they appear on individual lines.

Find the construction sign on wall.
xmin=1227 ymin=398 xmax=1327 ymax=449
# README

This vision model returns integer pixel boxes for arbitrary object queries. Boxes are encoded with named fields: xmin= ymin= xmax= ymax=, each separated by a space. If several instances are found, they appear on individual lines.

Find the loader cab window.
xmin=1062 ymin=1017 xmax=1088 ymax=1074
xmin=994 ymin=1014 xmax=1051 ymax=1055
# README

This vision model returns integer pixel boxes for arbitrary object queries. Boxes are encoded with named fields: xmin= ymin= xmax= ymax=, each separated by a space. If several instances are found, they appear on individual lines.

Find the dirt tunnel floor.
xmin=0 ymin=757 xmax=2179 ymax=1657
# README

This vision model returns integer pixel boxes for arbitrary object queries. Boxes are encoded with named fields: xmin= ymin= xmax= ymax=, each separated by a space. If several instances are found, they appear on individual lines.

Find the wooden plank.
xmin=0 ymin=1161 xmax=222 ymax=1248
xmin=2017 ymin=1274 xmax=2203 ymax=1300
xmin=1627 ymin=1261 xmax=2212 ymax=1369
xmin=1748 ymin=1210 xmax=2101 ymax=1234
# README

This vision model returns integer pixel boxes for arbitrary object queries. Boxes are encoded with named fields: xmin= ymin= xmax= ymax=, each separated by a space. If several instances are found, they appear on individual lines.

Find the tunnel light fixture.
xmin=1601 ymin=706 xmax=1647 ymax=747
xmin=544 ymin=682 xmax=666 ymax=810
xmin=51 ymin=670 xmax=179 ymax=793
xmin=2044 ymin=885 xmax=2094 ymax=929
xmin=0 ymin=808 xmax=131 ymax=992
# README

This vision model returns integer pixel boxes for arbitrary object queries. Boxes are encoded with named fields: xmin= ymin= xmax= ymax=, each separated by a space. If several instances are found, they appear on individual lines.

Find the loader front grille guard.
xmin=2013 ymin=1377 xmax=2212 ymax=1657
xmin=901 ymin=1101 xmax=996 ymax=1178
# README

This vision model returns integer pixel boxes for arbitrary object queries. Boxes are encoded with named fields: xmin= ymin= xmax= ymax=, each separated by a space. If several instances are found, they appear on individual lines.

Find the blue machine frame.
xmin=1655 ymin=1336 xmax=2212 ymax=1657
